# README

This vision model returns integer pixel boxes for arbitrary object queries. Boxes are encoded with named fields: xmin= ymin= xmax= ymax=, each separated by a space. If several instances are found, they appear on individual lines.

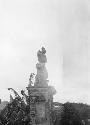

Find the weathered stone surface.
xmin=27 ymin=47 xmax=56 ymax=125
xmin=35 ymin=63 xmax=48 ymax=86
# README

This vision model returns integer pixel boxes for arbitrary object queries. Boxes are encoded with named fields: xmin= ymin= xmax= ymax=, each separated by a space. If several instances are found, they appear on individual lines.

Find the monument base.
xmin=26 ymin=86 xmax=56 ymax=125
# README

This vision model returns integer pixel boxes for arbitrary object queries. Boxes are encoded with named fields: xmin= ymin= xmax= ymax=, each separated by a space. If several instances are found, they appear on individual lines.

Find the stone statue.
xmin=28 ymin=73 xmax=35 ymax=87
xmin=37 ymin=47 xmax=47 ymax=63
xmin=35 ymin=47 xmax=48 ymax=86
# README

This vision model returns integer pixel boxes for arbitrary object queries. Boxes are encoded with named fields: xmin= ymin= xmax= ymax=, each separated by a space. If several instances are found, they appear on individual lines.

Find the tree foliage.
xmin=0 ymin=97 xmax=30 ymax=125
xmin=71 ymin=103 xmax=90 ymax=120
xmin=60 ymin=102 xmax=83 ymax=125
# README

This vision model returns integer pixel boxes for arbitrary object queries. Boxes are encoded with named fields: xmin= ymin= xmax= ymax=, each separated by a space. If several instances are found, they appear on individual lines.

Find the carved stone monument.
xmin=27 ymin=47 xmax=56 ymax=125
xmin=35 ymin=47 xmax=48 ymax=87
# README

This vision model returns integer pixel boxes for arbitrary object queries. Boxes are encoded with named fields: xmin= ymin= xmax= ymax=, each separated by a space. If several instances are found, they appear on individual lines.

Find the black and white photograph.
xmin=0 ymin=0 xmax=89 ymax=125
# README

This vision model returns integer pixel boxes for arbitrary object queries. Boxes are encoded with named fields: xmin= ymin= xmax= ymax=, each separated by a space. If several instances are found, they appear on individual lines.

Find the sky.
xmin=0 ymin=0 xmax=89 ymax=104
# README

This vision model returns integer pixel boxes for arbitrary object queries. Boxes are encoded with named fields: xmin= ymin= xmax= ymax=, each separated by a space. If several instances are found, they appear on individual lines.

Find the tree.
xmin=60 ymin=102 xmax=83 ymax=125
xmin=0 ymin=96 xmax=30 ymax=125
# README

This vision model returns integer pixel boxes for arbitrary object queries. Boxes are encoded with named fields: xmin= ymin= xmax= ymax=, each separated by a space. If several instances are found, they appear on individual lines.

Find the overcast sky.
xmin=0 ymin=0 xmax=89 ymax=104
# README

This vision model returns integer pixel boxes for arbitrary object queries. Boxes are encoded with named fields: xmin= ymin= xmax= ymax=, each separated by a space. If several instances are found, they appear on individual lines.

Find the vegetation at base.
xmin=71 ymin=102 xmax=90 ymax=120
xmin=0 ymin=97 xmax=31 ymax=125
xmin=54 ymin=102 xmax=90 ymax=125
xmin=0 ymin=97 xmax=90 ymax=125
xmin=60 ymin=102 xmax=83 ymax=125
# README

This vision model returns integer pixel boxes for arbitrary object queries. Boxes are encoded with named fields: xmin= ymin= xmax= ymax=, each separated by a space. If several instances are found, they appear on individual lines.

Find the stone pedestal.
xmin=27 ymin=86 xmax=56 ymax=125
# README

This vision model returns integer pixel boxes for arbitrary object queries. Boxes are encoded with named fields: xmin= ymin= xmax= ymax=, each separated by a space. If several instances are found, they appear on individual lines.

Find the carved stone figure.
xmin=37 ymin=47 xmax=47 ymax=63
xmin=35 ymin=47 xmax=48 ymax=86
xmin=28 ymin=73 xmax=35 ymax=87
xmin=36 ymin=63 xmax=48 ymax=84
